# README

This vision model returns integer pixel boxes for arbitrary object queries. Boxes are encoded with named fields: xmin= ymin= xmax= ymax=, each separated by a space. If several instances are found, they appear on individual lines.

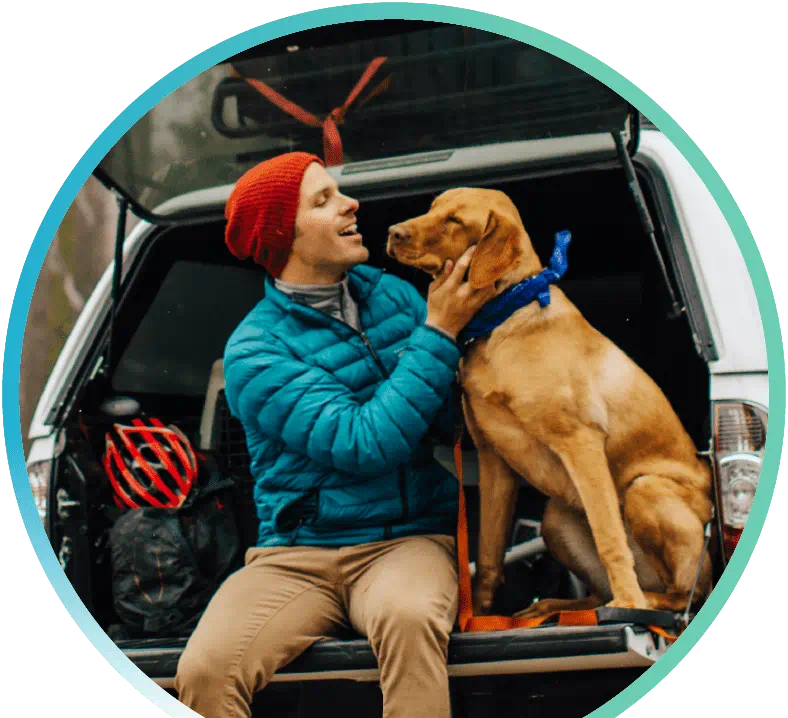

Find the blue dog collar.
xmin=457 ymin=230 xmax=571 ymax=350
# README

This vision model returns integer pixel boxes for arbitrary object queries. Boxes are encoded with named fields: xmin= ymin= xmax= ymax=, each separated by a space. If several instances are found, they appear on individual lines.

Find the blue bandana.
xmin=457 ymin=230 xmax=571 ymax=350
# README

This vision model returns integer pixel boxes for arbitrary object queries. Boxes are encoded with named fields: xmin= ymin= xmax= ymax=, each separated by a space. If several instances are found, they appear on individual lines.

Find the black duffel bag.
xmin=108 ymin=459 xmax=242 ymax=638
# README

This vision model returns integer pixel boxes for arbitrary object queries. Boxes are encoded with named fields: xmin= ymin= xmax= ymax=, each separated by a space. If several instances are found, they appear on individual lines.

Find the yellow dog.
xmin=388 ymin=187 xmax=713 ymax=615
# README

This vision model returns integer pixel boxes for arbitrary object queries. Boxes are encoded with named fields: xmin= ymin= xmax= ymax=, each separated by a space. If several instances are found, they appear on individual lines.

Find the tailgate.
xmin=120 ymin=622 xmax=669 ymax=687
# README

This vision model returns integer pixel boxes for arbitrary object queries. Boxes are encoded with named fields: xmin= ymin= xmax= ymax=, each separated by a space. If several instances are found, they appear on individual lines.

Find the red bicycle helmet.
xmin=103 ymin=417 xmax=198 ymax=509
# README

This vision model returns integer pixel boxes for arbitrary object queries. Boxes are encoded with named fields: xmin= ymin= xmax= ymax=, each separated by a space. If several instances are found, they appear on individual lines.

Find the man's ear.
xmin=468 ymin=210 xmax=522 ymax=289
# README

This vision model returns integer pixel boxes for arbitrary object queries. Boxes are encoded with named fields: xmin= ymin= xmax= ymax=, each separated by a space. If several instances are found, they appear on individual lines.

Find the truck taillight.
xmin=713 ymin=401 xmax=767 ymax=561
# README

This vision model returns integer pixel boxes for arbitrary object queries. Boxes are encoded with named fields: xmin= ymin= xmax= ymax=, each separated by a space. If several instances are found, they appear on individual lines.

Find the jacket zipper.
xmin=295 ymin=293 xmax=390 ymax=377
xmin=288 ymin=517 xmax=305 ymax=546
xmin=358 ymin=330 xmax=389 ymax=377
xmin=298 ymin=297 xmax=410 ymax=530
xmin=357 ymin=329 xmax=409 ymax=526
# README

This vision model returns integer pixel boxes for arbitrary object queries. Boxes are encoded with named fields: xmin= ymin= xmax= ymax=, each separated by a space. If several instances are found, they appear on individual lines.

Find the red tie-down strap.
xmin=232 ymin=57 xmax=388 ymax=166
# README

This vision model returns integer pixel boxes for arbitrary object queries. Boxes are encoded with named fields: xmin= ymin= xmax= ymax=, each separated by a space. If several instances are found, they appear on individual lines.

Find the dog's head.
xmin=387 ymin=187 xmax=541 ymax=289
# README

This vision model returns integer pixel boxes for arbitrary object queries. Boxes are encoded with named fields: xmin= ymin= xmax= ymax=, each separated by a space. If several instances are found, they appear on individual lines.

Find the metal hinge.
xmin=58 ymin=536 xmax=73 ymax=571
xmin=56 ymin=488 xmax=81 ymax=520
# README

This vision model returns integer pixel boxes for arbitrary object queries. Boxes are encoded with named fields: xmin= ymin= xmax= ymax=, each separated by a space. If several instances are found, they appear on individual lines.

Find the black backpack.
xmin=108 ymin=456 xmax=242 ymax=637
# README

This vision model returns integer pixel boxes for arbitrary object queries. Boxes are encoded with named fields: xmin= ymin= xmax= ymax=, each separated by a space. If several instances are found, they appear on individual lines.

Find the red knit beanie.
xmin=224 ymin=152 xmax=324 ymax=276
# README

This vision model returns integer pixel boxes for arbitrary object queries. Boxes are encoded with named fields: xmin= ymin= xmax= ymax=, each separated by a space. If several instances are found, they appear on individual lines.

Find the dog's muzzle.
xmin=387 ymin=224 xmax=412 ymax=257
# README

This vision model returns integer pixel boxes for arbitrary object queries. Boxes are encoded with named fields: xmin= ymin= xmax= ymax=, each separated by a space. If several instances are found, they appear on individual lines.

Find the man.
xmin=175 ymin=152 xmax=494 ymax=718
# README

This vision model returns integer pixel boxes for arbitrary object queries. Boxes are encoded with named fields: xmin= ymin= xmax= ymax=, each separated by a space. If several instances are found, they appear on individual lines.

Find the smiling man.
xmin=175 ymin=152 xmax=494 ymax=718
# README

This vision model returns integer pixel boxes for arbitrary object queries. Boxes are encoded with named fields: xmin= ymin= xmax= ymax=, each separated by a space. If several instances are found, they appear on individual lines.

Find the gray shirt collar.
xmin=274 ymin=276 xmax=361 ymax=331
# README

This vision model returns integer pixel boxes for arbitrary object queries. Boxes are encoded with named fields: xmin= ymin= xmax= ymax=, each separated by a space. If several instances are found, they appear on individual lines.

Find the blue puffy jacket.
xmin=223 ymin=265 xmax=461 ymax=547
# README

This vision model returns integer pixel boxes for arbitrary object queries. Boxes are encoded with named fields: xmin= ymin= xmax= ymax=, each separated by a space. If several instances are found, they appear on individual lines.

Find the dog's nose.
xmin=388 ymin=224 xmax=410 ymax=244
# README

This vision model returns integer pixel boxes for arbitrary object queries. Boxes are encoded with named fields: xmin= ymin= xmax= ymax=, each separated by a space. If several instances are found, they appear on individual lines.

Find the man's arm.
xmin=225 ymin=325 xmax=459 ymax=476
xmin=401 ymin=280 xmax=459 ymax=446
xmin=226 ymin=246 xmax=493 ymax=475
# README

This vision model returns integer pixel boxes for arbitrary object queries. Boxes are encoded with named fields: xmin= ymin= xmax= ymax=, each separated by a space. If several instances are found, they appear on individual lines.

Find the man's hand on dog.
xmin=425 ymin=246 xmax=496 ymax=339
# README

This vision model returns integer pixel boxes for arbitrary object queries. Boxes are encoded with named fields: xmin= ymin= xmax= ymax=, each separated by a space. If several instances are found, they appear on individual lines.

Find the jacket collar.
xmin=265 ymin=264 xmax=384 ymax=325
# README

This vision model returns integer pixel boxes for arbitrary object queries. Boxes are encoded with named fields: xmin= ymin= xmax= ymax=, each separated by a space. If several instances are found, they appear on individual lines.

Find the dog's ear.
xmin=468 ymin=210 xmax=522 ymax=289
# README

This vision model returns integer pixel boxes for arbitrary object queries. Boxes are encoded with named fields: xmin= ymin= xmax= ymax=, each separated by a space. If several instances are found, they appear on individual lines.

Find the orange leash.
xmin=453 ymin=435 xmax=678 ymax=643
xmin=648 ymin=625 xmax=679 ymax=644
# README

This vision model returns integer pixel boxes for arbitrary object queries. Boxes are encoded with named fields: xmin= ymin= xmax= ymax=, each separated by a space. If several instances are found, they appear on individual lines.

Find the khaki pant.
xmin=175 ymin=534 xmax=458 ymax=718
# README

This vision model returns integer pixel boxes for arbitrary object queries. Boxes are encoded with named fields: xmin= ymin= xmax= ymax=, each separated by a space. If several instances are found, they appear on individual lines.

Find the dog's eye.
xmin=445 ymin=216 xmax=463 ymax=226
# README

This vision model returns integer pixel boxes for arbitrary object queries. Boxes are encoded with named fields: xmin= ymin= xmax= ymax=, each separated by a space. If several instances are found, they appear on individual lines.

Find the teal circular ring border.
xmin=3 ymin=4 xmax=784 ymax=717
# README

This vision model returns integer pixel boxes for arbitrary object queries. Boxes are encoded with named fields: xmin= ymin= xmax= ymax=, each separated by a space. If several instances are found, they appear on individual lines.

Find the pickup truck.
xmin=25 ymin=20 xmax=768 ymax=718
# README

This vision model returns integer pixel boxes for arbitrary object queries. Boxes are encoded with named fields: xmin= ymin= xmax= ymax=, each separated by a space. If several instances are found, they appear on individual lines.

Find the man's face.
xmin=290 ymin=163 xmax=368 ymax=274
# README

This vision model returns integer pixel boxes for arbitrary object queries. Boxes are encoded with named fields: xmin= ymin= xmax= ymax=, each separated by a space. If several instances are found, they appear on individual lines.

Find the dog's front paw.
xmin=472 ymin=567 xmax=503 ymax=615
xmin=514 ymin=596 xmax=603 ymax=619
xmin=472 ymin=590 xmax=496 ymax=615
xmin=605 ymin=596 xmax=647 ymax=610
